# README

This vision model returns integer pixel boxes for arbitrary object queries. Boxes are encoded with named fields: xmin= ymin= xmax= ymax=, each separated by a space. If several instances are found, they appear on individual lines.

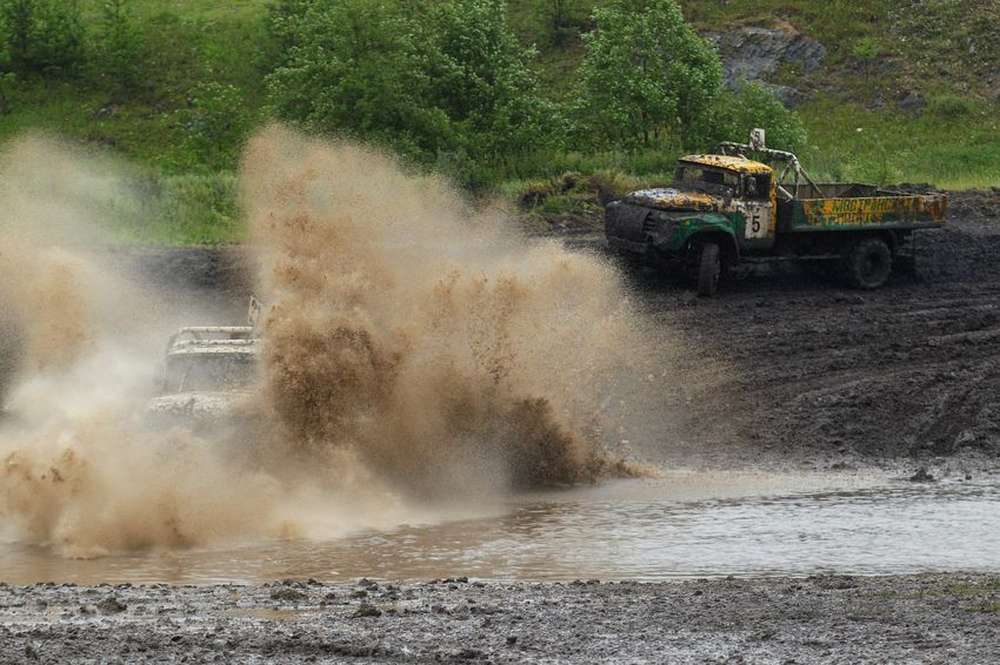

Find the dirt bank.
xmin=3 ymin=574 xmax=999 ymax=663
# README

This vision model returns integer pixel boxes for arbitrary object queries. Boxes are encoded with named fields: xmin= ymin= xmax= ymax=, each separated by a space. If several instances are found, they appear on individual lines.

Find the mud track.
xmin=91 ymin=189 xmax=1000 ymax=473
xmin=610 ymin=189 xmax=1000 ymax=473
xmin=4 ymin=574 xmax=1000 ymax=663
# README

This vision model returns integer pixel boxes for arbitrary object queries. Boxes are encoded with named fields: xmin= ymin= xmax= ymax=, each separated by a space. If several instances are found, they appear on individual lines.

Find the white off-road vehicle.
xmin=146 ymin=299 xmax=262 ymax=428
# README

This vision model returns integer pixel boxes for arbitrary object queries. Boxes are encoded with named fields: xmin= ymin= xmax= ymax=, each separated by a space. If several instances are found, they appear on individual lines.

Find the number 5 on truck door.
xmin=744 ymin=205 xmax=770 ymax=240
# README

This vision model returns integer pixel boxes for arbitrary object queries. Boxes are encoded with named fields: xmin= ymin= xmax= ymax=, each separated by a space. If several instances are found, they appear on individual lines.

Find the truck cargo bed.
xmin=777 ymin=186 xmax=947 ymax=233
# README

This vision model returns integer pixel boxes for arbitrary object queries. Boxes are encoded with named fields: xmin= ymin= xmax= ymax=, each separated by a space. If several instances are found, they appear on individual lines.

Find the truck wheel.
xmin=697 ymin=242 xmax=721 ymax=297
xmin=845 ymin=237 xmax=892 ymax=289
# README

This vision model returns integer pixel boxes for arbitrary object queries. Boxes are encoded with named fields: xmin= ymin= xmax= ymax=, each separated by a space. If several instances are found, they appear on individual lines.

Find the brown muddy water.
xmin=3 ymin=470 xmax=997 ymax=585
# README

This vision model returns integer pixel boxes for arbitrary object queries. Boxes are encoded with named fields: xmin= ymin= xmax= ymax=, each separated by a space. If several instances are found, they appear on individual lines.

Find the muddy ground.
xmin=3 ymin=574 xmax=1000 ymax=663
xmin=90 ymin=189 xmax=1000 ymax=477
xmin=3 ymin=190 xmax=1000 ymax=663
xmin=621 ymin=188 xmax=1000 ymax=476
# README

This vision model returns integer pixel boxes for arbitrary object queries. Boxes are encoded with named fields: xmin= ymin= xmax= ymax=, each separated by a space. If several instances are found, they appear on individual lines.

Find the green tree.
xmin=181 ymin=82 xmax=253 ymax=169
xmin=546 ymin=0 xmax=581 ymax=46
xmin=0 ymin=0 xmax=84 ymax=75
xmin=30 ymin=0 xmax=84 ymax=73
xmin=96 ymin=0 xmax=144 ymax=93
xmin=265 ymin=0 xmax=554 ymax=178
xmin=0 ymin=43 xmax=14 ymax=113
xmin=705 ymin=83 xmax=807 ymax=154
xmin=0 ymin=0 xmax=34 ymax=66
xmin=262 ymin=0 xmax=313 ymax=67
xmin=266 ymin=0 xmax=451 ymax=160
xmin=426 ymin=0 xmax=556 ymax=160
xmin=573 ymin=0 xmax=722 ymax=150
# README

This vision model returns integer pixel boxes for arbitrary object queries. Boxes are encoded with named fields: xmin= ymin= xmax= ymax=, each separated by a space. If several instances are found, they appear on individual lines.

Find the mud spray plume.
xmin=0 ymin=128 xmax=664 ymax=557
xmin=0 ymin=137 xmax=286 ymax=555
xmin=245 ymin=126 xmax=652 ymax=494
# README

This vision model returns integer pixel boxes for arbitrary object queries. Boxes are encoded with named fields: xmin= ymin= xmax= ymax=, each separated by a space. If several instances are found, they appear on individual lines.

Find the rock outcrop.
xmin=704 ymin=24 xmax=826 ymax=106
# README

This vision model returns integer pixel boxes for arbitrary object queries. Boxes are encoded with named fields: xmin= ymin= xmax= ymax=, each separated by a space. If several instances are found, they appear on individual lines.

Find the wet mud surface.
xmin=614 ymin=189 xmax=1000 ymax=474
xmin=4 ymin=190 xmax=999 ymax=663
xmin=95 ymin=190 xmax=1000 ymax=476
xmin=4 ymin=574 xmax=1000 ymax=663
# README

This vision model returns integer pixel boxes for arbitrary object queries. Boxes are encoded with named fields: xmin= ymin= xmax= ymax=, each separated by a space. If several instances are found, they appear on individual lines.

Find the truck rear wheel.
xmin=845 ymin=237 xmax=892 ymax=289
xmin=697 ymin=242 xmax=721 ymax=297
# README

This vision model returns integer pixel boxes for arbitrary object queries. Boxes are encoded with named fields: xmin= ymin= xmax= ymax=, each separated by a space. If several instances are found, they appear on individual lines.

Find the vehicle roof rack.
xmin=166 ymin=327 xmax=258 ymax=356
xmin=716 ymin=128 xmax=823 ymax=200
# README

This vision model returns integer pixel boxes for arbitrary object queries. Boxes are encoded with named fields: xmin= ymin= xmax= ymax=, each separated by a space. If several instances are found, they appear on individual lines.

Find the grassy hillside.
xmin=508 ymin=0 xmax=1000 ymax=188
xmin=0 ymin=0 xmax=996 ymax=243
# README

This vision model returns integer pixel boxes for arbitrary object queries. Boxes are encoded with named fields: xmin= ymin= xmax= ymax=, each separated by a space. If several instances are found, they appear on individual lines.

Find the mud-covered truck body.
xmin=145 ymin=326 xmax=258 ymax=428
xmin=605 ymin=130 xmax=947 ymax=295
xmin=145 ymin=298 xmax=264 ymax=429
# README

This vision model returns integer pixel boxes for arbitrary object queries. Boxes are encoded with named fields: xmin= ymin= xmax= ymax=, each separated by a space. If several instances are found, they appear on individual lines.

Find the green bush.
xmin=265 ymin=0 xmax=452 ymax=160
xmin=926 ymin=93 xmax=976 ymax=119
xmin=261 ymin=0 xmax=312 ymax=68
xmin=265 ymin=0 xmax=554 ymax=184
xmin=427 ymin=0 xmax=559 ymax=160
xmin=706 ymin=83 xmax=808 ymax=154
xmin=573 ymin=0 xmax=722 ymax=150
xmin=0 ymin=39 xmax=12 ymax=113
xmin=850 ymin=36 xmax=882 ymax=62
xmin=0 ymin=0 xmax=85 ymax=75
xmin=115 ymin=171 xmax=240 ymax=245
xmin=180 ymin=82 xmax=253 ymax=170
xmin=95 ymin=0 xmax=144 ymax=93
xmin=0 ymin=71 xmax=14 ymax=113
xmin=545 ymin=0 xmax=584 ymax=46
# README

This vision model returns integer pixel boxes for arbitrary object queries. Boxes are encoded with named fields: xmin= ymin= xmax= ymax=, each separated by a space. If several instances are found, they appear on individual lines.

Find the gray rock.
xmin=352 ymin=602 xmax=382 ymax=618
xmin=759 ymin=82 xmax=803 ymax=107
xmin=955 ymin=430 xmax=977 ymax=447
xmin=908 ymin=467 xmax=936 ymax=483
xmin=97 ymin=596 xmax=128 ymax=614
xmin=898 ymin=90 xmax=927 ymax=112
xmin=269 ymin=588 xmax=307 ymax=602
xmin=704 ymin=25 xmax=826 ymax=104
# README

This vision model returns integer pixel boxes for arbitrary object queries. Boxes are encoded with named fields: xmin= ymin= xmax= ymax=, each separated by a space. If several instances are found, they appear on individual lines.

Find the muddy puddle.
xmin=2 ymin=470 xmax=997 ymax=585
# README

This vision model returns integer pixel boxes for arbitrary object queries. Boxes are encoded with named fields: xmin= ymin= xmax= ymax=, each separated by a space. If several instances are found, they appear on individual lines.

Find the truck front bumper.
xmin=605 ymin=202 xmax=683 ymax=258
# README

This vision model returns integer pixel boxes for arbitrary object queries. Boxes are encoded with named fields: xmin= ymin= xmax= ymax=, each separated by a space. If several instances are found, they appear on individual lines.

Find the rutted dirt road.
xmin=617 ymin=189 xmax=1000 ymax=475
xmin=4 ymin=574 xmax=1000 ymax=664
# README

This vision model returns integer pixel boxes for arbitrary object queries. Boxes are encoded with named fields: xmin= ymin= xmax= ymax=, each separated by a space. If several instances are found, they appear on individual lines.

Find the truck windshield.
xmin=164 ymin=355 xmax=257 ymax=393
xmin=674 ymin=165 xmax=740 ymax=196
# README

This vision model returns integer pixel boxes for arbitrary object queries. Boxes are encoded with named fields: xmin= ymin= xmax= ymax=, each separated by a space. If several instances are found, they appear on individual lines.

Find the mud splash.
xmin=0 ymin=137 xmax=302 ymax=556
xmin=0 ymin=129 xmax=660 ymax=556
xmin=245 ymin=127 xmax=647 ymax=493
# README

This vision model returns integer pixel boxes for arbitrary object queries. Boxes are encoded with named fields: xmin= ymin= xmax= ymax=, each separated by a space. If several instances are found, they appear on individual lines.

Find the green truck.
xmin=605 ymin=129 xmax=947 ymax=295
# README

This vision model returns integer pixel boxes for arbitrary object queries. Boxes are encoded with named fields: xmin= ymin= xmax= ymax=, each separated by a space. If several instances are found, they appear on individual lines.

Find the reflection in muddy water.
xmin=2 ymin=471 xmax=999 ymax=585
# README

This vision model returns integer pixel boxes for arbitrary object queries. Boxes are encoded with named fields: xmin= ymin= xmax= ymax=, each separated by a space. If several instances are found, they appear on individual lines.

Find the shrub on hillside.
xmin=180 ymin=82 xmax=253 ymax=170
xmin=265 ymin=0 xmax=555 ymax=183
xmin=427 ymin=0 xmax=559 ymax=161
xmin=0 ymin=71 xmax=14 ymax=114
xmin=95 ymin=0 xmax=144 ymax=93
xmin=573 ymin=0 xmax=723 ymax=150
xmin=265 ymin=0 xmax=450 ymax=161
xmin=704 ymin=83 xmax=808 ymax=154
xmin=262 ymin=0 xmax=313 ymax=68
xmin=926 ymin=93 xmax=976 ymax=119
xmin=0 ymin=0 xmax=85 ymax=75
xmin=545 ymin=0 xmax=585 ymax=47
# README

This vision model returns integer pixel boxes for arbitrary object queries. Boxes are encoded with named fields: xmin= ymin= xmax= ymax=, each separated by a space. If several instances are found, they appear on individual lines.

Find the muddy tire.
xmin=697 ymin=242 xmax=721 ymax=297
xmin=844 ymin=237 xmax=892 ymax=290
